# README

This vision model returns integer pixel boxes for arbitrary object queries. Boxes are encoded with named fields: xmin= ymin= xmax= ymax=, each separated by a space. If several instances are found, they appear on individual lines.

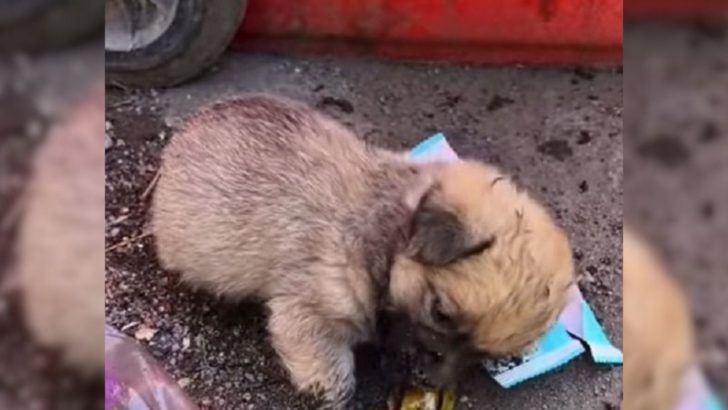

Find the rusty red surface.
xmin=232 ymin=0 xmax=623 ymax=66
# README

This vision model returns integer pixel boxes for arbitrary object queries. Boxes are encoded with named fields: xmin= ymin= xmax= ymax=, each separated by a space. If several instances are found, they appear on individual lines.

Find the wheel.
xmin=0 ymin=0 xmax=104 ymax=52
xmin=105 ymin=0 xmax=247 ymax=88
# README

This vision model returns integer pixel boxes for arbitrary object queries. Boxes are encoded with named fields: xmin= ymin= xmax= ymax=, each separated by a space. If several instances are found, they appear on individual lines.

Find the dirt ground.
xmin=624 ymin=23 xmax=728 ymax=400
xmin=105 ymin=51 xmax=623 ymax=409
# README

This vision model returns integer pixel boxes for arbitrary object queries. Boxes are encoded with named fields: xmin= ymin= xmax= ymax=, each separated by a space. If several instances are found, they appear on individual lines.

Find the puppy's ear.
xmin=407 ymin=191 xmax=469 ymax=266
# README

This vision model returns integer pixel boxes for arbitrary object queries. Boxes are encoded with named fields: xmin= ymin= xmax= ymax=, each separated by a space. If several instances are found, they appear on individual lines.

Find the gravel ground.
xmin=624 ymin=23 xmax=728 ymax=401
xmin=104 ymin=53 xmax=623 ymax=410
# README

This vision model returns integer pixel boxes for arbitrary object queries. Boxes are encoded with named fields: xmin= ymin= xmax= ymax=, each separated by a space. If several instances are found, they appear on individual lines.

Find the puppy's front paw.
xmin=268 ymin=299 xmax=356 ymax=409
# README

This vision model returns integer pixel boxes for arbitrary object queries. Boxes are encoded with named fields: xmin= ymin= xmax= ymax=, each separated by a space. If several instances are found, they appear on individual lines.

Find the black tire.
xmin=105 ymin=0 xmax=247 ymax=88
xmin=0 ymin=0 xmax=104 ymax=52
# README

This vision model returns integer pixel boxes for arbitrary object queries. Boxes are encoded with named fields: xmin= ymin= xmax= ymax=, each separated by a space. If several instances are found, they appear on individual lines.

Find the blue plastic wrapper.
xmin=409 ymin=134 xmax=623 ymax=389
xmin=676 ymin=367 xmax=725 ymax=410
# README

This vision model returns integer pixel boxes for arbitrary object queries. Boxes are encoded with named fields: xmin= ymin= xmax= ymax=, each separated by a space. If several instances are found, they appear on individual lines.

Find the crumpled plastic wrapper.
xmin=105 ymin=325 xmax=199 ymax=410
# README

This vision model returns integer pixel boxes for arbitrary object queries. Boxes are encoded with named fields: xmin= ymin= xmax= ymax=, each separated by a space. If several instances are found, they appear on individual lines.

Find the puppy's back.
xmin=153 ymin=96 xmax=379 ymax=298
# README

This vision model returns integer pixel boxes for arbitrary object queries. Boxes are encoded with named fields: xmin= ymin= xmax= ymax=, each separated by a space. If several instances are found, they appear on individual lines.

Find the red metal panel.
xmin=232 ymin=0 xmax=623 ymax=66
xmin=626 ymin=0 xmax=728 ymax=20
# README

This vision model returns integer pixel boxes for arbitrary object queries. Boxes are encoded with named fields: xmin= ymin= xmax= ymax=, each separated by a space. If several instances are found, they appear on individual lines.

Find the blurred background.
xmin=0 ymin=1 xmax=104 ymax=409
xmin=0 ymin=0 xmax=726 ymax=409
xmin=624 ymin=1 xmax=728 ymax=408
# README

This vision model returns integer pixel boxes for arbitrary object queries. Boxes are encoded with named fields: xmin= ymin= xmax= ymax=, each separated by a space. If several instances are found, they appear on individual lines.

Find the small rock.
xmin=243 ymin=392 xmax=252 ymax=402
xmin=105 ymin=133 xmax=113 ymax=150
xmin=178 ymin=377 xmax=192 ymax=388
xmin=244 ymin=373 xmax=256 ymax=383
xmin=134 ymin=326 xmax=158 ymax=341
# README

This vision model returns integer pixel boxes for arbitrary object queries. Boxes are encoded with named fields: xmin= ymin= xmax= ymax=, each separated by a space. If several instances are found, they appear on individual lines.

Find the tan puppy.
xmin=152 ymin=95 xmax=574 ymax=408
xmin=18 ymin=84 xmax=105 ymax=373
xmin=624 ymin=228 xmax=695 ymax=410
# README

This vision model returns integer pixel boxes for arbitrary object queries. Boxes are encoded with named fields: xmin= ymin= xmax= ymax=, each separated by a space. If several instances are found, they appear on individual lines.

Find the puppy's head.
xmin=390 ymin=161 xmax=574 ymax=386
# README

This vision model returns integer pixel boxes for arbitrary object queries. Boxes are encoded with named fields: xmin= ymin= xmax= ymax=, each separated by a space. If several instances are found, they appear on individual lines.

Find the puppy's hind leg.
xmin=268 ymin=298 xmax=356 ymax=410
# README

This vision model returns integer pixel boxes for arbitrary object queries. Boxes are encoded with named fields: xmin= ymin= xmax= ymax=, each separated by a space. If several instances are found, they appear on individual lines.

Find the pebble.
xmin=105 ymin=133 xmax=113 ymax=150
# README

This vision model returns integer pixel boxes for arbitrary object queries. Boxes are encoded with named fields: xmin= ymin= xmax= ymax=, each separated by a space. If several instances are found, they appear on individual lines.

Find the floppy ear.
xmin=407 ymin=192 xmax=470 ymax=266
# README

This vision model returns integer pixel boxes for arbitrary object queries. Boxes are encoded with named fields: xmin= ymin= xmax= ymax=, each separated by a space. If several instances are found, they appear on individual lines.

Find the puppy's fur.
xmin=152 ymin=96 xmax=573 ymax=407
xmin=624 ymin=228 xmax=694 ymax=410
xmin=19 ymin=84 xmax=105 ymax=373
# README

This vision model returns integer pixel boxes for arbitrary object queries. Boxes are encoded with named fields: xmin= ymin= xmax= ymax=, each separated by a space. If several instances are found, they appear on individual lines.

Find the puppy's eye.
xmin=431 ymin=296 xmax=453 ymax=328
xmin=459 ymin=236 xmax=496 ymax=259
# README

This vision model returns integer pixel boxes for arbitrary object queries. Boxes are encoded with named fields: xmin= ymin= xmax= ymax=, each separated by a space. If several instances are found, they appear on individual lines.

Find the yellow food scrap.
xmin=439 ymin=389 xmax=456 ymax=410
xmin=397 ymin=387 xmax=456 ymax=410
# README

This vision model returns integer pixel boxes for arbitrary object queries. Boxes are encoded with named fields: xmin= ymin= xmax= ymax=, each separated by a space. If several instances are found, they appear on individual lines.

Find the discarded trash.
xmin=394 ymin=386 xmax=456 ymax=410
xmin=105 ymin=325 xmax=199 ymax=410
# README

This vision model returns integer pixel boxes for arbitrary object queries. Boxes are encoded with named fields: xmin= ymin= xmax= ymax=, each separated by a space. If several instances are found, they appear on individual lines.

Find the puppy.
xmin=624 ymin=228 xmax=694 ymax=410
xmin=18 ymin=84 xmax=105 ymax=373
xmin=152 ymin=95 xmax=574 ymax=408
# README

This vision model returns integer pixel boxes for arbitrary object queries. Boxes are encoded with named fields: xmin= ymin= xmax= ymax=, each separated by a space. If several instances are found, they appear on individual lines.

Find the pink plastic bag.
xmin=105 ymin=325 xmax=198 ymax=410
